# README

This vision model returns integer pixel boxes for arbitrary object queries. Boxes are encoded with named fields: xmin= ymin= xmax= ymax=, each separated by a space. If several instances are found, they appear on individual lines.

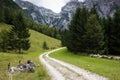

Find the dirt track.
xmin=39 ymin=48 xmax=109 ymax=80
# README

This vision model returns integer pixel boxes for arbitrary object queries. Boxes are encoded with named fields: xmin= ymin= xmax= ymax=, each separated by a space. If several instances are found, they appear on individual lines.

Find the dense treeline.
xmin=27 ymin=21 xmax=61 ymax=39
xmin=62 ymin=6 xmax=120 ymax=55
xmin=102 ymin=7 xmax=120 ymax=55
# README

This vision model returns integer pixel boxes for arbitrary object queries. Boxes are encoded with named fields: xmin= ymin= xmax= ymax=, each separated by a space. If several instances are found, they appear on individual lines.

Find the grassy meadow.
xmin=50 ymin=48 xmax=120 ymax=80
xmin=0 ymin=52 xmax=50 ymax=80
xmin=0 ymin=23 xmax=61 ymax=80
xmin=28 ymin=29 xmax=61 ymax=54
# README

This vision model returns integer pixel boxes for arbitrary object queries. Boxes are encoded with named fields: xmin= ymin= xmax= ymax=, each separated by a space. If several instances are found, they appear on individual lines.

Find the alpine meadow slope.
xmin=29 ymin=29 xmax=61 ymax=53
xmin=0 ymin=23 xmax=61 ymax=53
xmin=0 ymin=23 xmax=61 ymax=80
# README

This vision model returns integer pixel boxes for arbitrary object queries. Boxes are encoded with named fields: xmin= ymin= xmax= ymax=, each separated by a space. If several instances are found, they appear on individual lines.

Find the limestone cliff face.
xmin=15 ymin=0 xmax=120 ymax=29
xmin=84 ymin=0 xmax=120 ymax=17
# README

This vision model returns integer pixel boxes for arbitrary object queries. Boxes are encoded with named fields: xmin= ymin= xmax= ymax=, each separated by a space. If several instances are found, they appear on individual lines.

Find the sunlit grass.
xmin=50 ymin=48 xmax=120 ymax=80
xmin=28 ymin=29 xmax=61 ymax=53
xmin=0 ymin=52 xmax=50 ymax=80
xmin=0 ymin=23 xmax=61 ymax=80
xmin=0 ymin=23 xmax=11 ymax=32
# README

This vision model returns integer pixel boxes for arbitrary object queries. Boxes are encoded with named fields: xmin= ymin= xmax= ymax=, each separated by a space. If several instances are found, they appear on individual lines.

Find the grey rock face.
xmin=14 ymin=0 xmax=120 ymax=29
xmin=59 ymin=1 xmax=83 ymax=29
xmin=88 ymin=0 xmax=116 ymax=17
xmin=15 ymin=0 xmax=61 ymax=27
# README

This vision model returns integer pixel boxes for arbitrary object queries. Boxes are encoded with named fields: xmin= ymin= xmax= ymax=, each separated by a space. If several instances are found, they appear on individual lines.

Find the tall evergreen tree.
xmin=110 ymin=8 xmax=120 ymax=55
xmin=8 ymin=11 xmax=30 ymax=53
xmin=102 ymin=16 xmax=113 ymax=54
xmin=85 ymin=14 xmax=105 ymax=54
xmin=65 ymin=7 xmax=89 ymax=53
xmin=102 ymin=7 xmax=120 ymax=55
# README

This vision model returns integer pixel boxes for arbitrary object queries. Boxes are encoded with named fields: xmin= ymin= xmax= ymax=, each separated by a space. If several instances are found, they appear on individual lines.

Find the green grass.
xmin=50 ymin=48 xmax=120 ymax=80
xmin=0 ymin=23 xmax=61 ymax=80
xmin=0 ymin=52 xmax=50 ymax=80
xmin=28 ymin=29 xmax=61 ymax=54
xmin=0 ymin=23 xmax=11 ymax=32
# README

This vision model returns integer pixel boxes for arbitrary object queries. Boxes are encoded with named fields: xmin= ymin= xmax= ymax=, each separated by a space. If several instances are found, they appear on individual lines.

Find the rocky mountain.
xmin=14 ymin=0 xmax=61 ymax=27
xmin=58 ymin=1 xmax=84 ymax=29
xmin=84 ymin=0 xmax=120 ymax=17
xmin=14 ymin=0 xmax=120 ymax=29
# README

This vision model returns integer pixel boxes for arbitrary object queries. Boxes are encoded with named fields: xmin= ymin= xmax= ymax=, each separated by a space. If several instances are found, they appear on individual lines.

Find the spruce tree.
xmin=90 ymin=5 xmax=99 ymax=20
xmin=8 ymin=11 xmax=30 ymax=53
xmin=110 ymin=8 xmax=120 ymax=55
xmin=101 ymin=7 xmax=120 ymax=55
xmin=102 ymin=16 xmax=113 ymax=54
xmin=66 ymin=7 xmax=89 ymax=53
xmin=42 ymin=41 xmax=48 ymax=50
xmin=85 ymin=14 xmax=105 ymax=54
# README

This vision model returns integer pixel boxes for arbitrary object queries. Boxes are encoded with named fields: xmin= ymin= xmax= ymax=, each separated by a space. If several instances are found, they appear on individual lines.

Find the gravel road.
xmin=39 ymin=48 xmax=109 ymax=80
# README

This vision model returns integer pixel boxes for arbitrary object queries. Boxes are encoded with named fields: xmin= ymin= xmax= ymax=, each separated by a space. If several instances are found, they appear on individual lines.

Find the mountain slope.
xmin=0 ymin=23 xmax=61 ymax=53
xmin=29 ymin=30 xmax=61 ymax=52
xmin=15 ymin=0 xmax=60 ymax=27
xmin=15 ymin=0 xmax=120 ymax=29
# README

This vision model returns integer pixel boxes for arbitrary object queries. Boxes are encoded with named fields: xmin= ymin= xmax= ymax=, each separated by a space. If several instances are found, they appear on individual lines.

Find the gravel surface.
xmin=39 ymin=48 xmax=109 ymax=80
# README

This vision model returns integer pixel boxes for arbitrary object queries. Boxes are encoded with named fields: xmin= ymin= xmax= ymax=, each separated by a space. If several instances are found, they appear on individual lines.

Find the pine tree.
xmin=8 ymin=11 xmax=30 ymax=53
xmin=42 ymin=41 xmax=48 ymax=50
xmin=102 ymin=7 xmax=120 ymax=55
xmin=85 ymin=14 xmax=105 ymax=54
xmin=90 ymin=5 xmax=99 ymax=20
xmin=102 ymin=16 xmax=113 ymax=54
xmin=110 ymin=7 xmax=120 ymax=55
xmin=65 ymin=7 xmax=89 ymax=53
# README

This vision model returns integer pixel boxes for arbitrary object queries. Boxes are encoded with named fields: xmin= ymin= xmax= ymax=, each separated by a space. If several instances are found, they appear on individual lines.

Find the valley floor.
xmin=40 ymin=48 xmax=108 ymax=80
